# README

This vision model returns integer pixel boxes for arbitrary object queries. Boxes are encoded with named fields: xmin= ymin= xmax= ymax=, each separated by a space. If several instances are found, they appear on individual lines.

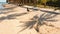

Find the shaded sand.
xmin=0 ymin=4 xmax=60 ymax=34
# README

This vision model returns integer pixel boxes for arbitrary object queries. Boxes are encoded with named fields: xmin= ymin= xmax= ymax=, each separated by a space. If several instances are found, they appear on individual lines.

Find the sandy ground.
xmin=0 ymin=4 xmax=60 ymax=34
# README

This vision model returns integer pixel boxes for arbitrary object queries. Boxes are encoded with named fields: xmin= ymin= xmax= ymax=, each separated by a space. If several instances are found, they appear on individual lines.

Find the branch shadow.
xmin=18 ymin=12 xmax=58 ymax=33
xmin=0 ymin=12 xmax=27 ymax=22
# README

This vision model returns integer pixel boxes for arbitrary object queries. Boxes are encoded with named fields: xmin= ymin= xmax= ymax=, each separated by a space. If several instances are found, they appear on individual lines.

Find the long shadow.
xmin=0 ymin=12 xmax=27 ymax=22
xmin=0 ymin=6 xmax=17 ymax=14
xmin=40 ymin=10 xmax=60 ymax=15
xmin=0 ymin=6 xmax=17 ymax=10
xmin=0 ymin=10 xmax=14 ymax=14
xmin=18 ymin=12 xmax=58 ymax=33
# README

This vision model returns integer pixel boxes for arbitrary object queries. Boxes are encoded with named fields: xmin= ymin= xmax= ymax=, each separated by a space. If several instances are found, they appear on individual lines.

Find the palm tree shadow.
xmin=18 ymin=12 xmax=58 ymax=33
xmin=0 ymin=12 xmax=27 ymax=22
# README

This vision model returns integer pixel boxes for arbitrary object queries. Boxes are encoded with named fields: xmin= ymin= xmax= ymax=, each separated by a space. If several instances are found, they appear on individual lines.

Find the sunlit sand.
xmin=0 ymin=4 xmax=60 ymax=34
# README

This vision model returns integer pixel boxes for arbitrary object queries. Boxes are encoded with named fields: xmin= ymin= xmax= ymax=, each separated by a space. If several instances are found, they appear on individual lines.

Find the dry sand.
xmin=0 ymin=4 xmax=60 ymax=34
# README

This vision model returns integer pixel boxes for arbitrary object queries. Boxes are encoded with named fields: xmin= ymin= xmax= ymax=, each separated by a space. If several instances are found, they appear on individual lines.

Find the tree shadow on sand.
xmin=18 ymin=12 xmax=59 ymax=33
xmin=0 ymin=6 xmax=17 ymax=14
xmin=0 ymin=10 xmax=15 ymax=14
xmin=0 ymin=12 xmax=27 ymax=22
xmin=40 ymin=10 xmax=60 ymax=15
